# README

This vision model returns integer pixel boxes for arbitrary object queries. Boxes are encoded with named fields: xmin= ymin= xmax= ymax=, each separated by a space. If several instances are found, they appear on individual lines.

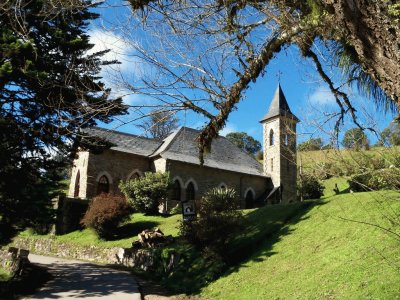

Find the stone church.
xmin=68 ymin=84 xmax=299 ymax=208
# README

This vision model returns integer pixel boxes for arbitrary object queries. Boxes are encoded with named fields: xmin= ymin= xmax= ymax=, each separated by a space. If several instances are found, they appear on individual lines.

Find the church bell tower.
xmin=260 ymin=84 xmax=299 ymax=203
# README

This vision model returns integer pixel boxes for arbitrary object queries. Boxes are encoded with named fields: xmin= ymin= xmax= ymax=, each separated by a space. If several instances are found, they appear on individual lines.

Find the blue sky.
xmin=90 ymin=1 xmax=397 ymax=147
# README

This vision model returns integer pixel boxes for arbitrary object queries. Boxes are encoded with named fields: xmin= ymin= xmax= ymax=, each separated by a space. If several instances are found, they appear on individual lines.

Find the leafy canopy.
xmin=342 ymin=128 xmax=370 ymax=150
xmin=226 ymin=132 xmax=261 ymax=155
xmin=0 ymin=0 xmax=127 ymax=242
xmin=119 ymin=172 xmax=171 ymax=215
xmin=298 ymin=138 xmax=324 ymax=152
xmin=124 ymin=0 xmax=399 ymax=161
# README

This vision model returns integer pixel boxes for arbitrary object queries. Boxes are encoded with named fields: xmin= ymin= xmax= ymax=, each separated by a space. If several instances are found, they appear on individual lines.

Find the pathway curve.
xmin=25 ymin=254 xmax=141 ymax=300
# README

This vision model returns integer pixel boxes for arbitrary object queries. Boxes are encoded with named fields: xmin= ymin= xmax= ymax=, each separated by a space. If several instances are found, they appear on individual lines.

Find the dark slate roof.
xmin=84 ymin=127 xmax=162 ymax=156
xmin=151 ymin=127 xmax=266 ymax=177
xmin=260 ymin=83 xmax=299 ymax=123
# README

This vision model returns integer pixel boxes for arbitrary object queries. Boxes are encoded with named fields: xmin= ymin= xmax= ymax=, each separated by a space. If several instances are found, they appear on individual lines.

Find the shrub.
xmin=298 ymin=174 xmax=325 ymax=200
xmin=169 ymin=203 xmax=182 ymax=215
xmin=349 ymin=168 xmax=400 ymax=192
xmin=180 ymin=187 xmax=243 ymax=258
xmin=81 ymin=194 xmax=132 ymax=239
xmin=119 ymin=172 xmax=171 ymax=215
xmin=348 ymin=172 xmax=372 ymax=192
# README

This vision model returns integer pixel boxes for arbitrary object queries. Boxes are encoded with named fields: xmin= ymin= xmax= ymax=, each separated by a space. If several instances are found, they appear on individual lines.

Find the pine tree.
xmin=0 ymin=0 xmax=127 ymax=242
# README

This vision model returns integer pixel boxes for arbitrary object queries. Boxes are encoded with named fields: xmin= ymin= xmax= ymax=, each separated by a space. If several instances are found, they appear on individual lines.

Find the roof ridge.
xmin=90 ymin=126 xmax=161 ymax=142
xmin=149 ymin=126 xmax=184 ymax=157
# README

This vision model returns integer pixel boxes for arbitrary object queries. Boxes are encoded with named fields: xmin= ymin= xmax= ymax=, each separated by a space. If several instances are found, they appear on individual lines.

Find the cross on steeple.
xmin=276 ymin=70 xmax=283 ymax=83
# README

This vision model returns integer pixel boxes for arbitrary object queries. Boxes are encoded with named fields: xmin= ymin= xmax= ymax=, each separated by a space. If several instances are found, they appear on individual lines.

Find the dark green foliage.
xmin=342 ymin=128 xmax=370 ymax=150
xmin=298 ymin=174 xmax=325 ymax=200
xmin=226 ymin=132 xmax=261 ymax=155
xmin=378 ymin=128 xmax=392 ymax=146
xmin=381 ymin=122 xmax=400 ymax=146
xmin=119 ymin=172 xmax=171 ymax=215
xmin=0 ymin=0 xmax=127 ymax=241
xmin=298 ymin=138 xmax=323 ymax=151
xmin=180 ymin=188 xmax=243 ymax=258
xmin=81 ymin=195 xmax=132 ymax=239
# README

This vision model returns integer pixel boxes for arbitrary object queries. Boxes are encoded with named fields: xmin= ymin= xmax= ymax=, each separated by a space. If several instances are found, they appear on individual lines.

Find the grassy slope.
xmin=298 ymin=146 xmax=400 ymax=168
xmin=202 ymin=190 xmax=400 ymax=299
xmin=19 ymin=213 xmax=181 ymax=248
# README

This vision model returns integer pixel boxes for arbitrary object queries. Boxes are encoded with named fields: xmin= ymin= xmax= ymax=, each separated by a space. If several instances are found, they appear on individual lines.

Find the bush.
xmin=119 ymin=172 xmax=171 ymax=215
xmin=81 ymin=195 xmax=132 ymax=239
xmin=298 ymin=174 xmax=325 ymax=200
xmin=169 ymin=203 xmax=182 ymax=215
xmin=348 ymin=172 xmax=372 ymax=192
xmin=180 ymin=188 xmax=243 ymax=258
xmin=349 ymin=168 xmax=400 ymax=192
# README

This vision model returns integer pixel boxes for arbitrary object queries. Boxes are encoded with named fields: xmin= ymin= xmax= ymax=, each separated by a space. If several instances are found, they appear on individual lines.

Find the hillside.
xmin=201 ymin=190 xmax=400 ymax=299
xmin=298 ymin=146 xmax=400 ymax=171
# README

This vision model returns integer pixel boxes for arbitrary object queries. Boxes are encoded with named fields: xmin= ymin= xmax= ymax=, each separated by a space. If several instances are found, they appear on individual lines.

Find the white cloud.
xmin=88 ymin=29 xmax=142 ymax=75
xmin=309 ymin=87 xmax=336 ymax=106
xmin=220 ymin=123 xmax=237 ymax=136
xmin=88 ymin=29 xmax=147 ymax=105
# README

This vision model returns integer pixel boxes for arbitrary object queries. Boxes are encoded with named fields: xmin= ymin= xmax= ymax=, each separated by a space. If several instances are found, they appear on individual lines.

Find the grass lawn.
xmin=19 ymin=213 xmax=181 ymax=248
xmin=201 ymin=190 xmax=400 ymax=299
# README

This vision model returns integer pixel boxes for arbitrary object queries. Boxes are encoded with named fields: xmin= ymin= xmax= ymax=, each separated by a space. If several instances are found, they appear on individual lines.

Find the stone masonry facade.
xmin=69 ymin=84 xmax=298 ymax=207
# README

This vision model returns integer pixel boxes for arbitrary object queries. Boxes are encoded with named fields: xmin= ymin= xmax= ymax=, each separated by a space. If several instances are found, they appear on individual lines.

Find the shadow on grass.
xmin=0 ymin=263 xmax=52 ymax=299
xmin=225 ymin=200 xmax=325 ymax=267
xmin=137 ymin=200 xmax=326 ymax=295
xmin=107 ymin=221 xmax=160 ymax=241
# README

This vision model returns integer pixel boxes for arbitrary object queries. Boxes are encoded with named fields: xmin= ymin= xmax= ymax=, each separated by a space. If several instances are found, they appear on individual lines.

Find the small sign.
xmin=182 ymin=201 xmax=196 ymax=221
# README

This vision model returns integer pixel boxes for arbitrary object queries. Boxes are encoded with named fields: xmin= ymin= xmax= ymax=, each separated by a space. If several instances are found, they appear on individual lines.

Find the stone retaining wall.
xmin=12 ymin=237 xmax=119 ymax=264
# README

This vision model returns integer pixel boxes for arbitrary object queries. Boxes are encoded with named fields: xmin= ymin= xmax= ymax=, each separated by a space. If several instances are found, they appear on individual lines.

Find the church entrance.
xmin=245 ymin=190 xmax=254 ymax=208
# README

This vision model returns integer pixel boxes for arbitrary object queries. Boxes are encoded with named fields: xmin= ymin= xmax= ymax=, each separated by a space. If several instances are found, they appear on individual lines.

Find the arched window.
xmin=97 ymin=175 xmax=109 ymax=195
xmin=128 ymin=172 xmax=140 ymax=181
xmin=269 ymin=129 xmax=274 ymax=146
xmin=73 ymin=170 xmax=80 ymax=198
xmin=186 ymin=182 xmax=195 ymax=201
xmin=245 ymin=189 xmax=254 ymax=209
xmin=172 ymin=180 xmax=181 ymax=201
xmin=218 ymin=182 xmax=227 ymax=190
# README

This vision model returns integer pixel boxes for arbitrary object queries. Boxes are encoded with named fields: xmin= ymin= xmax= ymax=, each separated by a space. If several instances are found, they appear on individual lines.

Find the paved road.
xmin=25 ymin=254 xmax=141 ymax=300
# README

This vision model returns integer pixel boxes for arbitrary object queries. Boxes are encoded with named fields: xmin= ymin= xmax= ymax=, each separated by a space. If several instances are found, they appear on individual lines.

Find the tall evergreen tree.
xmin=0 ymin=0 xmax=127 ymax=242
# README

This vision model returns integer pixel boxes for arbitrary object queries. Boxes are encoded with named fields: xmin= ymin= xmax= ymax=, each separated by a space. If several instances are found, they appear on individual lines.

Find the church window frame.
xmin=172 ymin=179 xmax=182 ymax=201
xmin=218 ymin=182 xmax=227 ymax=190
xmin=73 ymin=170 xmax=80 ymax=198
xmin=269 ymin=129 xmax=274 ymax=146
xmin=97 ymin=175 xmax=110 ymax=195
xmin=127 ymin=169 xmax=143 ymax=181
xmin=185 ymin=179 xmax=198 ymax=202
xmin=95 ymin=171 xmax=112 ymax=195
xmin=244 ymin=187 xmax=255 ymax=209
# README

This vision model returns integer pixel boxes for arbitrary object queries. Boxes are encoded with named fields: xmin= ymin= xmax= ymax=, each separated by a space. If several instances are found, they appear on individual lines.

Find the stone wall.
xmin=263 ymin=117 xmax=297 ymax=203
xmin=54 ymin=195 xmax=89 ymax=235
xmin=69 ymin=148 xmax=272 ymax=207
xmin=73 ymin=150 xmax=152 ymax=199
xmin=12 ymin=237 xmax=120 ymax=264
xmin=68 ymin=151 xmax=89 ymax=198
xmin=166 ymin=160 xmax=271 ymax=208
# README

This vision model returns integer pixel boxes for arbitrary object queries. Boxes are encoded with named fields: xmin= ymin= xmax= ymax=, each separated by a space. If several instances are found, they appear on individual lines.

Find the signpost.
xmin=182 ymin=201 xmax=196 ymax=221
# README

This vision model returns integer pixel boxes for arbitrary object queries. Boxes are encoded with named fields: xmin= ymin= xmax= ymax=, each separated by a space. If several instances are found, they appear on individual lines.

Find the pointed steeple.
xmin=260 ymin=84 xmax=299 ymax=123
